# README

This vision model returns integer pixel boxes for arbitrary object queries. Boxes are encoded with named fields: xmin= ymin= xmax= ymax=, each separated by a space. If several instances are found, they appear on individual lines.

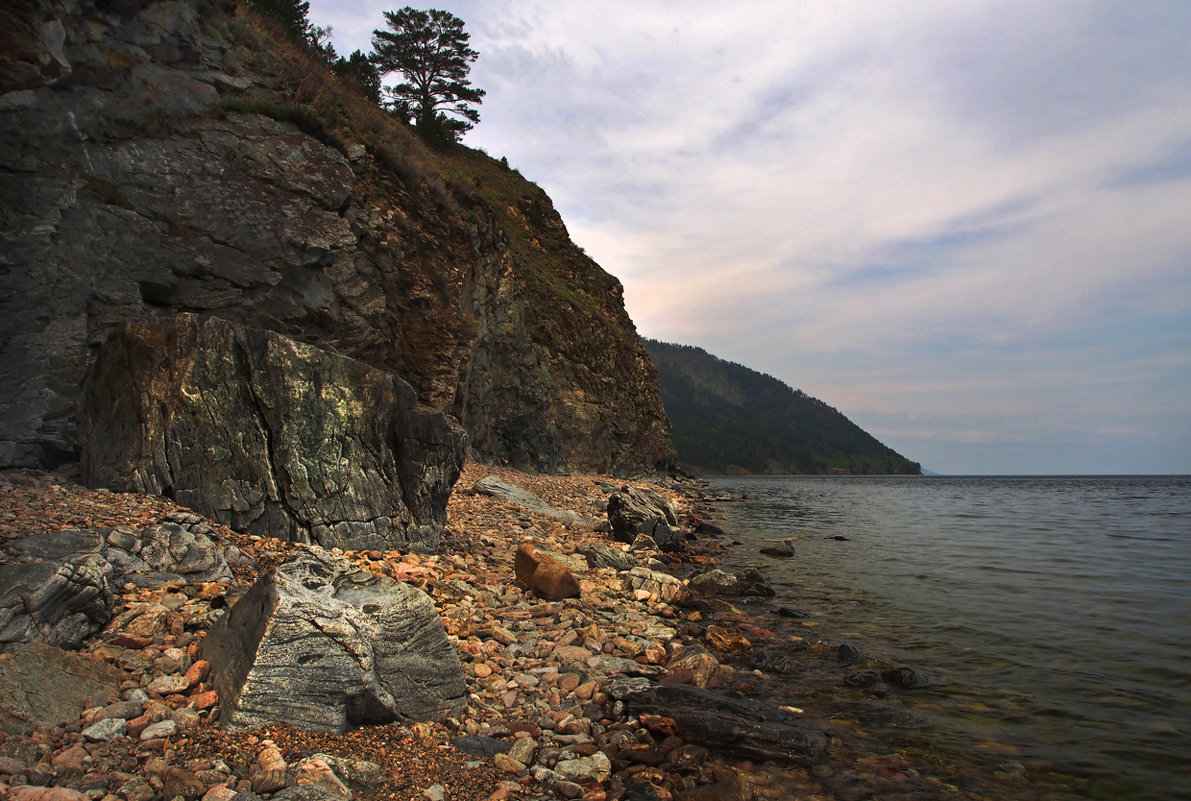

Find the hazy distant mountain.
xmin=643 ymin=340 xmax=921 ymax=475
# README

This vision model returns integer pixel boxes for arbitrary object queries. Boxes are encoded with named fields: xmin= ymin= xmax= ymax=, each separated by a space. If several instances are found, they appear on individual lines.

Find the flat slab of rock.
xmin=199 ymin=548 xmax=466 ymax=733
xmin=611 ymin=680 xmax=829 ymax=765
xmin=472 ymin=477 xmax=591 ymax=525
xmin=79 ymin=314 xmax=466 ymax=552
xmin=0 ymin=640 xmax=122 ymax=733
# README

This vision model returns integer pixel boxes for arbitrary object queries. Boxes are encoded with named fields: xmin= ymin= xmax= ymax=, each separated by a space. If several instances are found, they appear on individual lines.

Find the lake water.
xmin=705 ymin=475 xmax=1191 ymax=801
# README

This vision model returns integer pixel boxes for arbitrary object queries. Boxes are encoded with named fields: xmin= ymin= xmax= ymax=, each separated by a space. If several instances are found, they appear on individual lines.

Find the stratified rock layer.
xmin=78 ymin=314 xmax=466 ymax=551
xmin=0 ymin=0 xmax=675 ymax=478
xmin=199 ymin=548 xmax=467 ymax=733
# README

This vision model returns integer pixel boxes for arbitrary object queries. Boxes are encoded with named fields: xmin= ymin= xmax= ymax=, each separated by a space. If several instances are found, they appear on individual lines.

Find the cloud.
xmin=308 ymin=0 xmax=1191 ymax=473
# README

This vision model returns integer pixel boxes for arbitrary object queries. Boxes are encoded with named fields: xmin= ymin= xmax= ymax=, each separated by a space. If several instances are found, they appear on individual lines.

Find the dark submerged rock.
xmin=612 ymin=681 xmax=829 ymax=765
xmin=843 ymin=666 xmax=930 ymax=690
xmin=760 ymin=540 xmax=795 ymax=558
xmin=79 ymin=314 xmax=466 ymax=552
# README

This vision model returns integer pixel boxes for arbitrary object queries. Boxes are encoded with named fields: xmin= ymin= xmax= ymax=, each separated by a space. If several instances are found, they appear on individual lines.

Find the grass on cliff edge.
xmin=220 ymin=5 xmax=625 ymax=326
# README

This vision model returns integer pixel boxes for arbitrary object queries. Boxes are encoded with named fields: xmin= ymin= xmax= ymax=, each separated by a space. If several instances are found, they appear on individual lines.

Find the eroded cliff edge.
xmin=0 ymin=0 xmax=676 ymax=477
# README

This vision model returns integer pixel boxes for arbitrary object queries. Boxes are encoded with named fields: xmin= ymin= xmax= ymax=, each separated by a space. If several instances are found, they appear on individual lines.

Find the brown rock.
xmin=251 ymin=744 xmax=288 ymax=793
xmin=50 ymin=745 xmax=90 ymax=776
xmin=663 ymin=646 xmax=721 ymax=689
xmin=190 ymin=690 xmax=219 ymax=710
xmin=704 ymin=625 xmax=751 ymax=656
xmin=514 ymin=543 xmax=580 ymax=601
xmin=184 ymin=659 xmax=211 ymax=688
xmin=0 ymin=641 xmax=121 ymax=733
xmin=640 ymin=714 xmax=679 ymax=737
xmin=7 ymin=788 xmax=91 ymax=801
xmin=163 ymin=766 xmax=207 ymax=800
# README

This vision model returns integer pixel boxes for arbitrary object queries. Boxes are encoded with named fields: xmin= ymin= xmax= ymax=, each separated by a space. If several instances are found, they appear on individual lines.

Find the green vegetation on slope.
xmin=643 ymin=340 xmax=920 ymax=475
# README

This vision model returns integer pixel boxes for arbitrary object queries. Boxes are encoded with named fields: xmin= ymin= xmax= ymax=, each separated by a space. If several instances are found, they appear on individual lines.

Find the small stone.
xmin=493 ymin=753 xmax=525 ymax=774
xmin=190 ymin=689 xmax=219 ymax=710
xmin=491 ymin=627 xmax=518 ymax=646
xmin=148 ymin=674 xmax=189 ymax=695
xmin=82 ymin=717 xmax=127 ymax=741
xmin=552 ymin=780 xmax=584 ymax=799
xmin=184 ymin=659 xmax=211 ymax=688
xmin=162 ymin=766 xmax=206 ymax=800
xmin=141 ymin=719 xmax=178 ymax=741
xmin=554 ymin=751 xmax=612 ymax=783
xmin=507 ymin=737 xmax=535 ymax=766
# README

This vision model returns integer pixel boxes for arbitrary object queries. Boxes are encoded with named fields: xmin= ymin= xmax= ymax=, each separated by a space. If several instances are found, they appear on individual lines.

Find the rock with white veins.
xmin=199 ymin=547 xmax=467 ymax=733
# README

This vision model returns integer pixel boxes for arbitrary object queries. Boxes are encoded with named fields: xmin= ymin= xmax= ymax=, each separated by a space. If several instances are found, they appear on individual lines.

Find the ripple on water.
xmin=708 ymin=474 xmax=1191 ymax=801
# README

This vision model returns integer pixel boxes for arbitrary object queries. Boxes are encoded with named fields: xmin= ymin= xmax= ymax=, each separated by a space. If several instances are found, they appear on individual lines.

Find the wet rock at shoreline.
xmin=608 ymin=487 xmax=680 ymax=550
xmin=688 ymin=567 xmax=776 ymax=598
xmin=760 ymin=541 xmax=795 ymax=558
xmin=611 ymin=681 xmax=830 ymax=765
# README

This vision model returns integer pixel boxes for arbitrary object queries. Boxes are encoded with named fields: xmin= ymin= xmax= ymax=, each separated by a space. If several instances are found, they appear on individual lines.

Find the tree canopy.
xmin=371 ymin=7 xmax=485 ymax=145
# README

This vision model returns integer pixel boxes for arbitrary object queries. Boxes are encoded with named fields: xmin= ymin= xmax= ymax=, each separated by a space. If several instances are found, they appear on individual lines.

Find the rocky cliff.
xmin=0 ymin=0 xmax=675 ymax=476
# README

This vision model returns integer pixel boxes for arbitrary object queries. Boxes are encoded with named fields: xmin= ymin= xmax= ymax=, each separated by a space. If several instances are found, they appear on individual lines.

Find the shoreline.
xmin=0 ymin=463 xmax=1067 ymax=800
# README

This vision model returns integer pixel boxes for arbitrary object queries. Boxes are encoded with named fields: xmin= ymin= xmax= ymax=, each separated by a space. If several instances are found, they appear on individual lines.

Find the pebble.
xmin=82 ymin=717 xmax=127 ymax=742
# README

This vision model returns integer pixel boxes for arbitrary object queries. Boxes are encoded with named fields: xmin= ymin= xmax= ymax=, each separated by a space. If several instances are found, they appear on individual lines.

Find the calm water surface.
xmin=707 ymin=475 xmax=1191 ymax=800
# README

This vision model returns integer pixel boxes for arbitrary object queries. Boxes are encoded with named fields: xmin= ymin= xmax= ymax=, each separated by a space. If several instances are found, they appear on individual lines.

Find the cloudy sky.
xmin=309 ymin=1 xmax=1191 ymax=475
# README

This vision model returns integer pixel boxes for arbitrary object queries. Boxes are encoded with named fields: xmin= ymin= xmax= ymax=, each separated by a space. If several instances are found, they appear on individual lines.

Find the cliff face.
xmin=0 ymin=0 xmax=675 ymax=476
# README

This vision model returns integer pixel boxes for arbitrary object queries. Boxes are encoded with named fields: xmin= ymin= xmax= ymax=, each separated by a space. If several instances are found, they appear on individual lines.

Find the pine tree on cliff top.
xmin=371 ymin=7 xmax=485 ymax=146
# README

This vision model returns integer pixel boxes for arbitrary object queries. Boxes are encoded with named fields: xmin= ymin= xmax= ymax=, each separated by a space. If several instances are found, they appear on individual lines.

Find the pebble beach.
xmin=0 ymin=463 xmax=1061 ymax=801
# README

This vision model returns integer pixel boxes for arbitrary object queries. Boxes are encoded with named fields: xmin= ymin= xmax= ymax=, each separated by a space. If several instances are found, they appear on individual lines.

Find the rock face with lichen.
xmin=78 ymin=314 xmax=465 ymax=551
xmin=0 ymin=0 xmax=675 ymax=477
xmin=199 ymin=547 xmax=467 ymax=733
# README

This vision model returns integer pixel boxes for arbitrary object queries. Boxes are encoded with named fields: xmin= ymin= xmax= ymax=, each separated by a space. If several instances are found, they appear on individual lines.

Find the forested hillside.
xmin=643 ymin=340 xmax=921 ymax=475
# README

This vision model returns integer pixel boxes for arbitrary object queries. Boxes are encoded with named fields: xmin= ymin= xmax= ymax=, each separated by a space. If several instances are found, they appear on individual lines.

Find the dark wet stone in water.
xmin=760 ymin=541 xmax=795 ymax=558
xmin=836 ymin=643 xmax=863 ymax=664
xmin=826 ymin=535 xmax=850 ymax=541
xmin=775 ymin=606 xmax=810 ymax=619
xmin=843 ymin=667 xmax=929 ymax=690
xmin=751 ymin=648 xmax=800 ymax=674
xmin=852 ymin=702 xmax=930 ymax=729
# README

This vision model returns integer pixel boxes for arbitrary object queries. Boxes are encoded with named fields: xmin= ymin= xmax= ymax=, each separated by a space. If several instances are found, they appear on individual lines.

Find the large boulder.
xmin=199 ymin=548 xmax=466 ymax=733
xmin=607 ymin=487 xmax=680 ymax=551
xmin=79 ymin=314 xmax=466 ymax=552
